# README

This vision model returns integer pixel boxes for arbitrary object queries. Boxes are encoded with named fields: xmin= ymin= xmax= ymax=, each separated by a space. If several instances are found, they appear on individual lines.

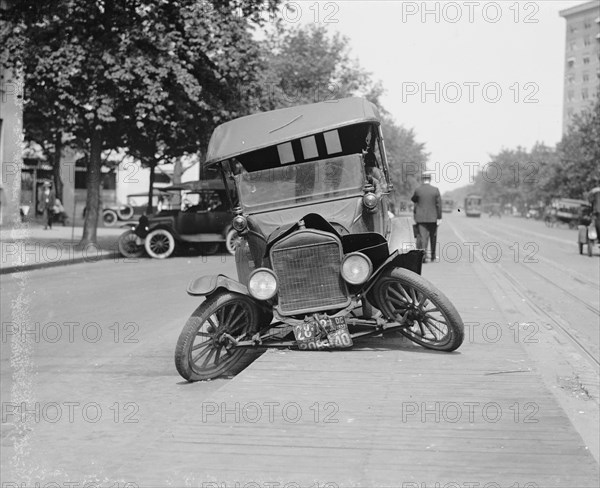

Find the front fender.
xmin=361 ymin=249 xmax=424 ymax=295
xmin=187 ymin=274 xmax=249 ymax=297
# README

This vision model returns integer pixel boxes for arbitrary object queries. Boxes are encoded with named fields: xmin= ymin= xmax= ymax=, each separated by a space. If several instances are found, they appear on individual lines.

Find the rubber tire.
xmin=117 ymin=204 xmax=134 ymax=220
xmin=118 ymin=230 xmax=144 ymax=258
xmin=371 ymin=267 xmax=464 ymax=351
xmin=145 ymin=229 xmax=175 ymax=259
xmin=103 ymin=209 xmax=118 ymax=227
xmin=225 ymin=228 xmax=240 ymax=255
xmin=174 ymin=292 xmax=263 ymax=381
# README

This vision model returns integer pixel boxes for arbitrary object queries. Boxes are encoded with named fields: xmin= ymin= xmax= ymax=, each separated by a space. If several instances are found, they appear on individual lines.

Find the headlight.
xmin=248 ymin=268 xmax=278 ymax=300
xmin=232 ymin=215 xmax=247 ymax=232
xmin=363 ymin=192 xmax=378 ymax=210
xmin=341 ymin=252 xmax=372 ymax=285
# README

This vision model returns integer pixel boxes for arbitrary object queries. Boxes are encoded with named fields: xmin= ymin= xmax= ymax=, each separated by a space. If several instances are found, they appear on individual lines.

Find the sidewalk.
xmin=115 ymin=256 xmax=600 ymax=487
xmin=0 ymin=223 xmax=123 ymax=274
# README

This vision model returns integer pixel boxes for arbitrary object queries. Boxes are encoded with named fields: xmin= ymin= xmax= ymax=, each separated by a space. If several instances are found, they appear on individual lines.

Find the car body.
xmin=117 ymin=180 xmax=238 ymax=258
xmin=172 ymin=97 xmax=464 ymax=381
xmin=442 ymin=198 xmax=454 ymax=213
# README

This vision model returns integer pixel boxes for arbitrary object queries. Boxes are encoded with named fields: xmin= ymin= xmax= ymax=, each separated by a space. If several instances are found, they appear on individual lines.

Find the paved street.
xmin=1 ymin=214 xmax=599 ymax=487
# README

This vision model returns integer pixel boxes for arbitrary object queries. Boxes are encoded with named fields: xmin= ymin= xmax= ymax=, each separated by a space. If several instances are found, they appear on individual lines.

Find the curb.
xmin=0 ymin=251 xmax=119 ymax=275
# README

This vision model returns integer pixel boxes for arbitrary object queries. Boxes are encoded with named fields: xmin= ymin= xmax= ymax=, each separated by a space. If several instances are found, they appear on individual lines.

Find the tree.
xmin=262 ymin=24 xmax=428 ymax=203
xmin=555 ymin=99 xmax=600 ymax=198
xmin=1 ymin=0 xmax=280 ymax=244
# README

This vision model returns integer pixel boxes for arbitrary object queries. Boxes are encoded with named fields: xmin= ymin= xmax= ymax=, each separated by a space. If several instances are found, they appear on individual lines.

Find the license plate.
xmin=293 ymin=316 xmax=352 ymax=350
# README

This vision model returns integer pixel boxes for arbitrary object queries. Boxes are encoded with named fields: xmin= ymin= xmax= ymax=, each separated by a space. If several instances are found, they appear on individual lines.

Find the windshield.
xmin=236 ymin=154 xmax=365 ymax=213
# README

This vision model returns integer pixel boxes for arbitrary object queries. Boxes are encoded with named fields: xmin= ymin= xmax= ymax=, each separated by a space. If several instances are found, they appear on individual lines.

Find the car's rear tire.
xmin=145 ymin=229 xmax=175 ymax=259
xmin=118 ymin=230 xmax=144 ymax=258
xmin=102 ymin=209 xmax=118 ymax=227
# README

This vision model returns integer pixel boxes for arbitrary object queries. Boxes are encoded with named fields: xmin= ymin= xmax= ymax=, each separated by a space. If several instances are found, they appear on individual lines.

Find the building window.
xmin=582 ymin=88 xmax=589 ymax=100
xmin=583 ymin=56 xmax=590 ymax=64
xmin=570 ymin=42 xmax=576 ymax=51
xmin=584 ymin=36 xmax=591 ymax=46
xmin=567 ymin=90 xmax=575 ymax=102
xmin=584 ymin=21 xmax=591 ymax=29
xmin=583 ymin=73 xmax=589 ymax=82
xmin=570 ymin=25 xmax=577 ymax=34
xmin=567 ymin=57 xmax=575 ymax=68
xmin=568 ymin=75 xmax=575 ymax=84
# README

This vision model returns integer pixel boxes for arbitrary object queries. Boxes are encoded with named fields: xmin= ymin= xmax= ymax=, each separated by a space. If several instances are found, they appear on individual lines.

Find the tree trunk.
xmin=80 ymin=129 xmax=102 ymax=246
xmin=146 ymin=161 xmax=156 ymax=214
xmin=53 ymin=131 xmax=63 ymax=201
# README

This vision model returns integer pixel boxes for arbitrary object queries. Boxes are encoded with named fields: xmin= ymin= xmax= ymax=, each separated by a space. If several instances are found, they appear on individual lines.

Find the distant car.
xmin=526 ymin=209 xmax=539 ymax=219
xmin=99 ymin=191 xmax=163 ymax=227
xmin=117 ymin=180 xmax=238 ymax=259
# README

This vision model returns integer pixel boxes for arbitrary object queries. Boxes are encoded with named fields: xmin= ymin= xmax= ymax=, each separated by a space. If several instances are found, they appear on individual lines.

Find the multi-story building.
xmin=559 ymin=0 xmax=600 ymax=133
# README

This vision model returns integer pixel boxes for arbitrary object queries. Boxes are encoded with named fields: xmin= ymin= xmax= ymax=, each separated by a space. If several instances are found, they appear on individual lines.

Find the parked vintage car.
xmin=173 ymin=97 xmax=465 ymax=382
xmin=100 ymin=191 xmax=164 ymax=227
xmin=117 ymin=180 xmax=238 ymax=258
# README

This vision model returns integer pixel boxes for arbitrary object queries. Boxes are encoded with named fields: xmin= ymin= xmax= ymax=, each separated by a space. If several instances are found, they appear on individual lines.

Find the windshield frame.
xmin=234 ymin=154 xmax=367 ymax=214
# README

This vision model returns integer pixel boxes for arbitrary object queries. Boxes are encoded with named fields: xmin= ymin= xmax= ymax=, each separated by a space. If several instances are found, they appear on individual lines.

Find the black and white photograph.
xmin=1 ymin=0 xmax=599 ymax=486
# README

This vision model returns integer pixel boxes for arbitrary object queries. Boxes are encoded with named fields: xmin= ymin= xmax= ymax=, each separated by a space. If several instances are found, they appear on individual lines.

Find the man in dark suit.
xmin=411 ymin=173 xmax=442 ymax=262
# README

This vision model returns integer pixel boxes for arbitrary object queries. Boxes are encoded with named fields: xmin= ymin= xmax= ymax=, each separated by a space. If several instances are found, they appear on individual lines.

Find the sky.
xmin=287 ymin=0 xmax=590 ymax=193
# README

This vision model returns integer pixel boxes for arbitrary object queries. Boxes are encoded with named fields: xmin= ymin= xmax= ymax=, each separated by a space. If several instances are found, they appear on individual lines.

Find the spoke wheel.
xmin=175 ymin=292 xmax=263 ymax=381
xmin=144 ymin=229 xmax=175 ymax=259
xmin=371 ymin=268 xmax=464 ymax=351
xmin=117 ymin=204 xmax=134 ymax=220
xmin=103 ymin=209 xmax=118 ymax=227
xmin=118 ymin=230 xmax=144 ymax=258
xmin=225 ymin=228 xmax=241 ymax=255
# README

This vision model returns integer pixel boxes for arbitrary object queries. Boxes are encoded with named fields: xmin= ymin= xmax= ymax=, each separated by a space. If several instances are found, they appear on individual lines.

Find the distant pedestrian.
xmin=411 ymin=173 xmax=442 ymax=262
xmin=41 ymin=181 xmax=56 ymax=230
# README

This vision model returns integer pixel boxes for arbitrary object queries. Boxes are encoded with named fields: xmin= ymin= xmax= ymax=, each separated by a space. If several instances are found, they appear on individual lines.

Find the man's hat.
xmin=421 ymin=171 xmax=434 ymax=181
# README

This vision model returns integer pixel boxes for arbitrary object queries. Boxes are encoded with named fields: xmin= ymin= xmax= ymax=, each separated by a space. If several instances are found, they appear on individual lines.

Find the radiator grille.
xmin=272 ymin=241 xmax=348 ymax=314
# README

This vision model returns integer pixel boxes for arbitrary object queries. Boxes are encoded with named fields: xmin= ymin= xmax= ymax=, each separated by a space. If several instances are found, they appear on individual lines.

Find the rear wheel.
xmin=102 ymin=209 xmax=118 ymax=227
xmin=118 ymin=230 xmax=144 ymax=258
xmin=145 ymin=229 xmax=175 ymax=259
xmin=174 ymin=292 xmax=263 ymax=381
xmin=371 ymin=268 xmax=464 ymax=351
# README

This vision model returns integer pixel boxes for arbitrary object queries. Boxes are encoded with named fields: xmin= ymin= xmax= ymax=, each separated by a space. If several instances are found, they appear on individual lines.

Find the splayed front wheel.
xmin=372 ymin=268 xmax=464 ymax=351
xmin=174 ymin=292 xmax=263 ymax=381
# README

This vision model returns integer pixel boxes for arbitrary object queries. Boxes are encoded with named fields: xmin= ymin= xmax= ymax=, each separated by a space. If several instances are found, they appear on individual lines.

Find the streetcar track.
xmin=470 ymin=224 xmax=600 ymax=316
xmin=448 ymin=220 xmax=600 ymax=370
xmin=471 ymin=218 xmax=599 ymax=289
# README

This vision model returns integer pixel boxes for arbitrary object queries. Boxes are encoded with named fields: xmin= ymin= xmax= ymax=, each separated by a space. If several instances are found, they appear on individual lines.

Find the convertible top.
xmin=205 ymin=97 xmax=381 ymax=165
